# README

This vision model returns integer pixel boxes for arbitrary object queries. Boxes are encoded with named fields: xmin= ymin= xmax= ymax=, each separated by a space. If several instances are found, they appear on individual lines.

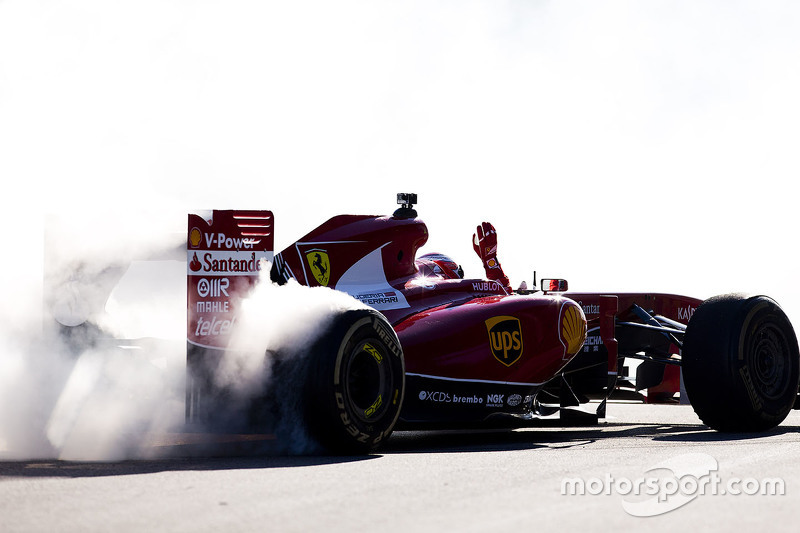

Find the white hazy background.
xmin=1 ymin=1 xmax=800 ymax=459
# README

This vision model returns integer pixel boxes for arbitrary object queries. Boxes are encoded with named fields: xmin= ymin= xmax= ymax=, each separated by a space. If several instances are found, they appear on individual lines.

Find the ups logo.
xmin=485 ymin=316 xmax=523 ymax=366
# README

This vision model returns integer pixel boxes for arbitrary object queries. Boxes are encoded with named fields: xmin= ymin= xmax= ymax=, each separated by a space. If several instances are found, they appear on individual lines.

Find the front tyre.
xmin=682 ymin=294 xmax=800 ymax=432
xmin=305 ymin=309 xmax=405 ymax=454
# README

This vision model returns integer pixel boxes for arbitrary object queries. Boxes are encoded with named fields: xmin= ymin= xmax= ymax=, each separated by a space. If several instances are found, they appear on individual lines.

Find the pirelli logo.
xmin=486 ymin=316 xmax=523 ymax=366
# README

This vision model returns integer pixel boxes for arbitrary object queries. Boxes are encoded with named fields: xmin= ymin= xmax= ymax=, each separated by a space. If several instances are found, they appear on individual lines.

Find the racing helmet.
xmin=417 ymin=252 xmax=464 ymax=279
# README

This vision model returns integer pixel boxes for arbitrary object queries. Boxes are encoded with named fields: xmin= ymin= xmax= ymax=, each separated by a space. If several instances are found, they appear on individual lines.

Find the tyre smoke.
xmin=0 ymin=213 xmax=188 ymax=461
xmin=0 ymin=223 xmax=366 ymax=460
xmin=213 ymin=271 xmax=369 ymax=454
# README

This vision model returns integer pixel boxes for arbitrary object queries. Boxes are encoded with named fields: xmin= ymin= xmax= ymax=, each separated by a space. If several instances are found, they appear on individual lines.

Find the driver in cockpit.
xmin=414 ymin=222 xmax=512 ymax=293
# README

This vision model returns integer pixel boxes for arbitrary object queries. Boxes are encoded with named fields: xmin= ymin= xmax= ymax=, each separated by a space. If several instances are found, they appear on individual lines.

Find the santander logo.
xmin=189 ymin=252 xmax=202 ymax=272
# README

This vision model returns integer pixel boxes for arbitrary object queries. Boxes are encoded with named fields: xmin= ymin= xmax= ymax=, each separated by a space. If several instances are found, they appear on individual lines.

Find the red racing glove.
xmin=473 ymin=222 xmax=511 ymax=292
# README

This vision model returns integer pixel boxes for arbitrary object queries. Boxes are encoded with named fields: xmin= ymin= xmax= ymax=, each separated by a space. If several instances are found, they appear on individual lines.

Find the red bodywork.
xmin=565 ymin=292 xmax=703 ymax=402
xmin=188 ymin=207 xmax=704 ymax=426
xmin=270 ymin=212 xmax=593 ymax=424
xmin=187 ymin=210 xmax=274 ymax=350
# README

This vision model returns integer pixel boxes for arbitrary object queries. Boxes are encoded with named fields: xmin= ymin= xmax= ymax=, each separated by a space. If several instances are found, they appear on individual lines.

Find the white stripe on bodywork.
xmin=335 ymin=245 xmax=410 ymax=311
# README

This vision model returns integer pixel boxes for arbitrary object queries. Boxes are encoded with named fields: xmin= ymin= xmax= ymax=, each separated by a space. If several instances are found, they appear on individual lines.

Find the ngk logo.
xmin=485 ymin=316 xmax=524 ymax=367
xmin=486 ymin=394 xmax=504 ymax=407
xmin=197 ymin=278 xmax=229 ymax=298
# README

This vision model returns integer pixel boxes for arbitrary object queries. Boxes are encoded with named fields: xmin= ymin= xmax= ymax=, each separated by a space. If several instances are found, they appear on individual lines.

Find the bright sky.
xmin=2 ymin=1 xmax=800 ymax=325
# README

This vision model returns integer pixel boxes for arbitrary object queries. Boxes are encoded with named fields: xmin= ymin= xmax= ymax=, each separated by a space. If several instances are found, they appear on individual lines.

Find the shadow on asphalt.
xmin=0 ymin=453 xmax=377 ymax=479
xmin=382 ymin=421 xmax=708 ymax=453
xmin=381 ymin=416 xmax=800 ymax=452
xmin=3 ymin=420 xmax=798 ymax=478
xmin=653 ymin=424 xmax=800 ymax=442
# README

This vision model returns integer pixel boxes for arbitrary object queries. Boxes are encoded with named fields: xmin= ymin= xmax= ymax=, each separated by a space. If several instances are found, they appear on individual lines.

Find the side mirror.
xmin=542 ymin=279 xmax=568 ymax=292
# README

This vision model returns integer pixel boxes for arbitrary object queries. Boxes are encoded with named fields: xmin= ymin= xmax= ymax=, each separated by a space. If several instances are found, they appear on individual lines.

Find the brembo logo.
xmin=485 ymin=316 xmax=523 ymax=366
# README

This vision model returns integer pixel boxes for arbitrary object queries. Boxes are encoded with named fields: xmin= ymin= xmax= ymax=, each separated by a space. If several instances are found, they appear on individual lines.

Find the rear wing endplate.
xmin=187 ymin=210 xmax=274 ymax=351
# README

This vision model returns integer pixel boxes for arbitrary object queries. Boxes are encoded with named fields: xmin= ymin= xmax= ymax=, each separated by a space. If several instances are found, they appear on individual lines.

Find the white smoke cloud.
xmin=43 ymin=341 xmax=185 ymax=461
xmin=3 ymin=0 xmax=800 ymax=458
xmin=219 ymin=272 xmax=367 ymax=394
xmin=0 ymin=210 xmax=188 ymax=461
xmin=0 ymin=250 xmax=365 ymax=459
xmin=208 ymin=270 xmax=369 ymax=454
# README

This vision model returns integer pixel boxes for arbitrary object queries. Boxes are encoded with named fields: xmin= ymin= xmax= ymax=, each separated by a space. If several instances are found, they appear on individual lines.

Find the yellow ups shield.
xmin=306 ymin=250 xmax=331 ymax=286
xmin=485 ymin=316 xmax=524 ymax=366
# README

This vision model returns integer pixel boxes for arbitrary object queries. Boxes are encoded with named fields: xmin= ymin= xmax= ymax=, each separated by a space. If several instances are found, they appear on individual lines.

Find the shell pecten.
xmin=561 ymin=303 xmax=587 ymax=355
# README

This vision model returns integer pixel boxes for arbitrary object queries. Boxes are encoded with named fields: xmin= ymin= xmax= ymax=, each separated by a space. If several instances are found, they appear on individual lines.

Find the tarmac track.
xmin=2 ymin=404 xmax=799 ymax=532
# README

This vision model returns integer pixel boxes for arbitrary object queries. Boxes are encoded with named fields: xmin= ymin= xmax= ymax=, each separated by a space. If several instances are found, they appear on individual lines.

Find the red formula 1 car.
xmin=186 ymin=194 xmax=800 ymax=454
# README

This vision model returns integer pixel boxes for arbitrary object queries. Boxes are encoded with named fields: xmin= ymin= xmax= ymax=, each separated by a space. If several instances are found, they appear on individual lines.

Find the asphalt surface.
xmin=2 ymin=403 xmax=799 ymax=532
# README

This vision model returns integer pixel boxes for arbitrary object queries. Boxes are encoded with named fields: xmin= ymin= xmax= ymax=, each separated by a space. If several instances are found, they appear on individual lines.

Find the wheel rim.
xmin=344 ymin=339 xmax=391 ymax=423
xmin=747 ymin=321 xmax=792 ymax=402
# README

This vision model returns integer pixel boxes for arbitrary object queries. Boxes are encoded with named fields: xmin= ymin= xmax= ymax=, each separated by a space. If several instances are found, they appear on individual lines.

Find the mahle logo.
xmin=486 ymin=316 xmax=523 ymax=366
xmin=306 ymin=250 xmax=331 ymax=286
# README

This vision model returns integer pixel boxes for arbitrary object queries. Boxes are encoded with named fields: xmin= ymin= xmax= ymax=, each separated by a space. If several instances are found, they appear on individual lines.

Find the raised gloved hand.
xmin=473 ymin=222 xmax=510 ymax=292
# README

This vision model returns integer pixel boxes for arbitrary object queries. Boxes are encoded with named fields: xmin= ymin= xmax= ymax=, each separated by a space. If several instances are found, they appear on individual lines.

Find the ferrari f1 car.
xmin=185 ymin=194 xmax=800 ymax=454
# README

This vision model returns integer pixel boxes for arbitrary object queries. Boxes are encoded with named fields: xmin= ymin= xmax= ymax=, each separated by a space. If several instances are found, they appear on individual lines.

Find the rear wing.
xmin=186 ymin=210 xmax=273 ymax=423
xmin=187 ymin=210 xmax=274 ymax=351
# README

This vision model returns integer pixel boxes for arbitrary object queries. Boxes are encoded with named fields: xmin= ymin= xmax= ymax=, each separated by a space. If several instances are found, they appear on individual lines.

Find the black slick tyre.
xmin=682 ymin=294 xmax=800 ymax=432
xmin=304 ymin=308 xmax=405 ymax=454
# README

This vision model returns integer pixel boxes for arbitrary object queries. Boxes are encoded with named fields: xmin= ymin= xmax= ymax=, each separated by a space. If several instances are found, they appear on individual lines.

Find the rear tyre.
xmin=682 ymin=294 xmax=800 ymax=431
xmin=304 ymin=309 xmax=405 ymax=454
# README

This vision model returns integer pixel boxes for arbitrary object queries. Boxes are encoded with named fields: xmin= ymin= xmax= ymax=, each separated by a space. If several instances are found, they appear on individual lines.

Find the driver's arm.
xmin=473 ymin=222 xmax=511 ymax=293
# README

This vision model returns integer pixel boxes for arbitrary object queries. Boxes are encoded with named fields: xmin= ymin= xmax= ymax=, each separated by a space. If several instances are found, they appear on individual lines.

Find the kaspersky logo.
xmin=486 ymin=316 xmax=523 ymax=366
xmin=306 ymin=250 xmax=331 ymax=286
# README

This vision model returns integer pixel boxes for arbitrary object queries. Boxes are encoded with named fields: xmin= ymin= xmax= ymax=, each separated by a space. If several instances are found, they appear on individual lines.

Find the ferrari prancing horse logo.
xmin=485 ymin=316 xmax=523 ymax=366
xmin=306 ymin=250 xmax=331 ymax=286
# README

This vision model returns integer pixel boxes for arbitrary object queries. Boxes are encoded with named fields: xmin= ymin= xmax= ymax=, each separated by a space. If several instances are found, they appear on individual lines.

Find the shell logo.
xmin=561 ymin=304 xmax=587 ymax=356
xmin=189 ymin=227 xmax=203 ymax=248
